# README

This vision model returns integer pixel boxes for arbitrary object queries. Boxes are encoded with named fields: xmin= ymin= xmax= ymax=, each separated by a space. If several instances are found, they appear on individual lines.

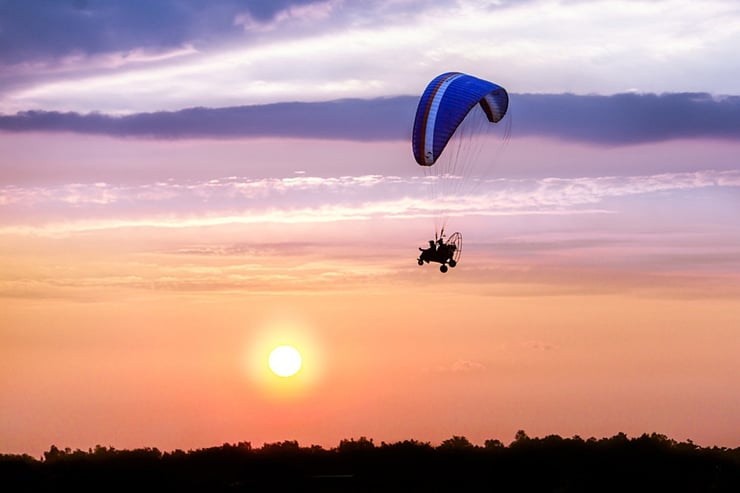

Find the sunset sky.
xmin=1 ymin=0 xmax=739 ymax=457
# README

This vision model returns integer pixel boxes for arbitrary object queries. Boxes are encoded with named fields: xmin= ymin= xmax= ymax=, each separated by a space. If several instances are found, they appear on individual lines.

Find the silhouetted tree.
xmin=380 ymin=439 xmax=433 ymax=452
xmin=260 ymin=440 xmax=300 ymax=454
xmin=3 ymin=433 xmax=739 ymax=492
xmin=338 ymin=436 xmax=375 ymax=453
xmin=438 ymin=435 xmax=475 ymax=450
xmin=514 ymin=429 xmax=530 ymax=444
xmin=484 ymin=438 xmax=505 ymax=449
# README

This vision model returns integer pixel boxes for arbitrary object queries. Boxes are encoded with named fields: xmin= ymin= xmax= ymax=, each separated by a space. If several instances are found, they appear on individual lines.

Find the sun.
xmin=268 ymin=345 xmax=303 ymax=377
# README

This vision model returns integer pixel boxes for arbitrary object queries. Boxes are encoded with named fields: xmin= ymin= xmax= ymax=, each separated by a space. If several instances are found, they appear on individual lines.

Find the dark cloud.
xmin=0 ymin=97 xmax=415 ymax=140
xmin=0 ymin=0 xmax=324 ymax=64
xmin=1 ymin=93 xmax=739 ymax=144
xmin=511 ymin=92 xmax=740 ymax=144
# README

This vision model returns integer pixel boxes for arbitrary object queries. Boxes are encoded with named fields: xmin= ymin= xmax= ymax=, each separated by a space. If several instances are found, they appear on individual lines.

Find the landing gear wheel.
xmin=418 ymin=259 xmax=424 ymax=266
xmin=440 ymin=264 xmax=448 ymax=273
xmin=449 ymin=259 xmax=457 ymax=268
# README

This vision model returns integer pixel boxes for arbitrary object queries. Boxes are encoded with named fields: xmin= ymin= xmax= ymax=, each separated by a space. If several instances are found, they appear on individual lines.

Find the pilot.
xmin=436 ymin=238 xmax=450 ymax=260
xmin=419 ymin=240 xmax=436 ymax=260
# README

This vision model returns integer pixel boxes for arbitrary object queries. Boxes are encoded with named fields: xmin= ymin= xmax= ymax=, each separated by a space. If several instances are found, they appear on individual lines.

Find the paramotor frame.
xmin=417 ymin=231 xmax=463 ymax=273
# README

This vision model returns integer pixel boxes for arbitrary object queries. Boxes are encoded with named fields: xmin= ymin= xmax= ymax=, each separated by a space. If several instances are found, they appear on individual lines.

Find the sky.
xmin=1 ymin=0 xmax=739 ymax=457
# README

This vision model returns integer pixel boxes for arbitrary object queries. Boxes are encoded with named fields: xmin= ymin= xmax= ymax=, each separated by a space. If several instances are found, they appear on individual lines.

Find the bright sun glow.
xmin=268 ymin=345 xmax=302 ymax=377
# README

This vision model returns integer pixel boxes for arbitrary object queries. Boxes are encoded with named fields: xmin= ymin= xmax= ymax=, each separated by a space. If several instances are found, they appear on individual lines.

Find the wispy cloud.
xmin=421 ymin=359 xmax=487 ymax=375
xmin=0 ymin=250 xmax=397 ymax=300
xmin=2 ymin=170 xmax=738 ymax=237
xmin=521 ymin=340 xmax=557 ymax=352
xmin=0 ymin=175 xmax=406 ymax=208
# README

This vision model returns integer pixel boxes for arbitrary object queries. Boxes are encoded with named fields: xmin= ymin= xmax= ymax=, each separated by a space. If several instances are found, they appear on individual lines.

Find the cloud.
xmin=450 ymin=359 xmax=486 ymax=373
xmin=2 ymin=93 xmax=739 ymax=145
xmin=512 ymin=93 xmax=740 ymax=144
xmin=0 ymin=0 xmax=326 ymax=65
xmin=5 ymin=170 xmax=737 ymax=209
xmin=421 ymin=359 xmax=486 ymax=375
xmin=2 ymin=170 xmax=738 ymax=237
xmin=0 ymin=97 xmax=412 ymax=139
xmin=521 ymin=340 xmax=556 ymax=351
xmin=3 ymin=0 xmax=740 ymax=113
xmin=234 ymin=0 xmax=341 ymax=32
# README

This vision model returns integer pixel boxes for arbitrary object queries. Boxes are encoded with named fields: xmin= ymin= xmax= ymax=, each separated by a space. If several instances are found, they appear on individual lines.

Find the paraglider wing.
xmin=412 ymin=72 xmax=509 ymax=166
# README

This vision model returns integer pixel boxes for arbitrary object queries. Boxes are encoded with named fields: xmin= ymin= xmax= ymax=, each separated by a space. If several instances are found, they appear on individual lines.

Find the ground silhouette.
xmin=2 ymin=431 xmax=739 ymax=491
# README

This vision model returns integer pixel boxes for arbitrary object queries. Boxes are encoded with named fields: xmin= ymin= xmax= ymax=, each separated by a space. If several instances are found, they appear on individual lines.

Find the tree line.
xmin=2 ymin=431 xmax=739 ymax=491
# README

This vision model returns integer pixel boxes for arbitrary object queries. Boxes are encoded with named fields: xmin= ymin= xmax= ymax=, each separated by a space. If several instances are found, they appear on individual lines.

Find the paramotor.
xmin=411 ymin=72 xmax=510 ymax=272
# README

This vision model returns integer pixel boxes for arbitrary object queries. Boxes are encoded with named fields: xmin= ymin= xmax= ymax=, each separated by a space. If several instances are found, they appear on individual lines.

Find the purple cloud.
xmin=2 ymin=93 xmax=739 ymax=145
xmin=512 ymin=92 xmax=740 ymax=144
xmin=0 ymin=0 xmax=324 ymax=64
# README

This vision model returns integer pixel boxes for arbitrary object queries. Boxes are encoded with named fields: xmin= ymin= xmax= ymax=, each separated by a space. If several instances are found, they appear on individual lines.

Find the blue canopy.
xmin=412 ymin=72 xmax=509 ymax=166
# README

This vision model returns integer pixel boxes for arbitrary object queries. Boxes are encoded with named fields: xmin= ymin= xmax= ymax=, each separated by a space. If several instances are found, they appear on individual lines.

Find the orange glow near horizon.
xmin=2 ymin=234 xmax=739 ymax=456
xmin=2 ymin=134 xmax=739 ymax=457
